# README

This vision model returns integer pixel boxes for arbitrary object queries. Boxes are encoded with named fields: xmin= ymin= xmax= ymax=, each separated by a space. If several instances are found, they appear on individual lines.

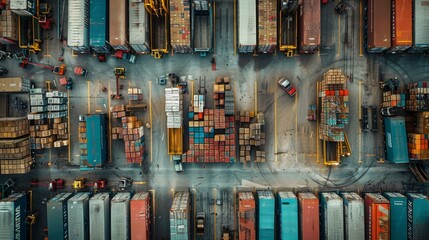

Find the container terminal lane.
xmin=0 ymin=0 xmax=428 ymax=239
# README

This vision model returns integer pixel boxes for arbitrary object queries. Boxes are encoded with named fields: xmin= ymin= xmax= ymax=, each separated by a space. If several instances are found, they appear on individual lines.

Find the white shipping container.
xmin=129 ymin=1 xmax=150 ymax=53
xmin=321 ymin=193 xmax=344 ymax=240
xmin=68 ymin=0 xmax=90 ymax=52
xmin=238 ymin=0 xmax=256 ymax=53
xmin=111 ymin=192 xmax=131 ymax=240
xmin=341 ymin=192 xmax=365 ymax=240
xmin=90 ymin=193 xmax=110 ymax=240
xmin=10 ymin=0 xmax=35 ymax=16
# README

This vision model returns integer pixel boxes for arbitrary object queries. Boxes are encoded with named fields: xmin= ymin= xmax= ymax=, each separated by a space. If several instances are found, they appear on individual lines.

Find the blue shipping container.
xmin=90 ymin=0 xmax=110 ymax=53
xmin=277 ymin=192 xmax=298 ymax=240
xmin=406 ymin=193 xmax=429 ymax=240
xmin=384 ymin=117 xmax=409 ymax=163
xmin=47 ymin=193 xmax=74 ymax=240
xmin=0 ymin=193 xmax=27 ymax=240
xmin=257 ymin=191 xmax=275 ymax=240
xmin=84 ymin=114 xmax=107 ymax=167
xmin=383 ymin=192 xmax=407 ymax=240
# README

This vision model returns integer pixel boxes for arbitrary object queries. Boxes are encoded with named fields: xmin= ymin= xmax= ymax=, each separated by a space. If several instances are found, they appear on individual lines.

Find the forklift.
xmin=111 ymin=68 xmax=126 ymax=99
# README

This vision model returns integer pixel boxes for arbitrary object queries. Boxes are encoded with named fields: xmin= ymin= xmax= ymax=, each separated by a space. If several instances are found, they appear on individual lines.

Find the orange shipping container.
xmin=389 ymin=0 xmax=412 ymax=53
xmin=365 ymin=193 xmax=390 ymax=240
xmin=130 ymin=192 xmax=151 ymax=240
xmin=298 ymin=192 xmax=320 ymax=240
xmin=238 ymin=192 xmax=256 ymax=240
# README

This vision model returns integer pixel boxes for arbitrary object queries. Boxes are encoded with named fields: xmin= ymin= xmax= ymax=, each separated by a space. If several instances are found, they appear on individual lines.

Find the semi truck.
xmin=192 ymin=0 xmax=213 ymax=56
xmin=68 ymin=0 xmax=90 ymax=53
xmin=90 ymin=0 xmax=110 ymax=54
xmin=145 ymin=0 xmax=169 ymax=58
xmin=279 ymin=0 xmax=299 ymax=57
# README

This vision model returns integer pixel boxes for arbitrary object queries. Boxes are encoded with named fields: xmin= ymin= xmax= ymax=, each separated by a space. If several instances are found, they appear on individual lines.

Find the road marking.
xmin=149 ymin=189 xmax=156 ymax=240
xmin=213 ymin=189 xmax=217 ymax=240
xmin=68 ymin=89 xmax=71 ymax=162
xmin=337 ymin=14 xmax=341 ymax=56
xmin=133 ymin=181 xmax=146 ymax=185
xmin=233 ymin=188 xmax=237 ymax=240
xmin=295 ymin=93 xmax=298 ymax=163
xmin=359 ymin=0 xmax=363 ymax=57
xmin=149 ymin=81 xmax=153 ymax=162
xmin=214 ymin=0 xmax=216 ymax=52
xmin=254 ymin=80 xmax=258 ymax=113
xmin=191 ymin=80 xmax=194 ymax=105
xmin=316 ymin=82 xmax=320 ymax=163
xmin=71 ymin=50 xmax=77 ymax=57
xmin=358 ymin=81 xmax=362 ymax=162
xmin=108 ymin=82 xmax=112 ymax=162
xmin=192 ymin=188 xmax=197 ymax=239
xmin=87 ymin=81 xmax=91 ymax=114
xmin=274 ymin=90 xmax=278 ymax=162
xmin=233 ymin=0 xmax=237 ymax=55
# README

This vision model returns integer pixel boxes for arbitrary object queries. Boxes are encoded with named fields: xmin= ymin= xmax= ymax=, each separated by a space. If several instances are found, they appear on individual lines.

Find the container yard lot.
xmin=0 ymin=0 xmax=429 ymax=239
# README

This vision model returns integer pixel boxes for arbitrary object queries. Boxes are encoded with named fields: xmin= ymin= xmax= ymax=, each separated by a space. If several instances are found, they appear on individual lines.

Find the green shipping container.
xmin=383 ymin=117 xmax=409 ymax=163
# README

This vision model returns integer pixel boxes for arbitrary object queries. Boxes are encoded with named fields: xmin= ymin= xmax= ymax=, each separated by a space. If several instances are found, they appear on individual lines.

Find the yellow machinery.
xmin=321 ymin=131 xmax=352 ymax=165
xmin=279 ymin=6 xmax=298 ymax=57
xmin=144 ymin=0 xmax=169 ymax=58
xmin=168 ymin=128 xmax=183 ymax=155
xmin=18 ymin=16 xmax=42 ymax=53
xmin=73 ymin=178 xmax=85 ymax=190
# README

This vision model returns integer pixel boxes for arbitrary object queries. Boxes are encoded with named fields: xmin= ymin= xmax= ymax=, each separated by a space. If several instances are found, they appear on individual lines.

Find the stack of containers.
xmin=47 ymin=91 xmax=69 ymax=148
xmin=130 ymin=192 xmax=151 ymax=240
xmin=0 ymin=117 xmax=31 ymax=174
xmin=383 ymin=192 xmax=407 ymax=240
xmin=298 ymin=192 xmax=319 ymax=240
xmin=382 ymin=91 xmax=406 ymax=108
xmin=239 ymin=127 xmax=251 ymax=162
xmin=170 ymin=192 xmax=190 ymax=240
xmin=169 ymin=0 xmax=192 ymax=53
xmin=405 ymin=193 xmax=429 ymax=239
xmin=257 ymin=191 xmax=274 ymax=239
xmin=224 ymin=77 xmax=235 ymax=115
xmin=364 ymin=193 xmax=390 ymax=240
xmin=0 ymin=5 xmax=18 ymax=44
xmin=78 ymin=115 xmax=87 ymax=165
xmin=214 ymin=76 xmax=233 ymax=107
xmin=90 ymin=193 xmax=111 ymax=240
xmin=68 ymin=192 xmax=91 ymax=240
xmin=320 ymin=192 xmax=344 ymax=240
xmin=193 ymin=94 xmax=205 ymax=115
xmin=111 ymin=105 xmax=127 ymax=119
xmin=340 ymin=192 xmax=364 ymax=240
xmin=128 ymin=87 xmax=143 ymax=101
xmin=47 ymin=193 xmax=73 ymax=240
xmin=111 ymin=192 xmax=131 ymax=239
xmin=319 ymin=69 xmax=349 ymax=142
xmin=165 ymin=88 xmax=183 ymax=129
xmin=277 ymin=192 xmax=298 ymax=240
xmin=257 ymin=0 xmax=277 ymax=53
xmin=122 ymin=116 xmax=145 ymax=163
xmin=0 ymin=193 xmax=27 ymax=239
xmin=407 ymin=112 xmax=429 ymax=159
xmin=28 ymin=88 xmax=47 ymax=121
xmin=407 ymin=81 xmax=429 ymax=111
xmin=238 ymin=192 xmax=256 ymax=240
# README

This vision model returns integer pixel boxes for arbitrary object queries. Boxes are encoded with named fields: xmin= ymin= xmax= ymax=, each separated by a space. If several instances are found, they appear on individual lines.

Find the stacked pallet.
xmin=238 ymin=112 xmax=266 ymax=162
xmin=111 ymin=105 xmax=126 ymax=119
xmin=0 ymin=117 xmax=28 ymax=138
xmin=319 ymin=69 xmax=349 ymax=142
xmin=111 ymin=127 xmax=124 ymax=140
xmin=257 ymin=0 xmax=277 ymax=53
xmin=78 ymin=116 xmax=87 ymax=163
xmin=407 ymin=81 xmax=429 ymax=111
xmin=239 ymin=127 xmax=251 ymax=162
xmin=408 ymin=133 xmax=429 ymax=160
xmin=122 ymin=116 xmax=145 ymax=163
xmin=165 ymin=88 xmax=183 ymax=128
xmin=128 ymin=88 xmax=143 ymax=101
xmin=214 ymin=76 xmax=234 ymax=115
xmin=193 ymin=95 xmax=205 ymax=113
xmin=239 ymin=111 xmax=254 ymax=123
xmin=382 ymin=91 xmax=406 ymax=108
xmin=0 ymin=8 xmax=18 ymax=44
xmin=255 ymin=150 xmax=266 ymax=162
xmin=0 ymin=156 xmax=32 ymax=174
xmin=169 ymin=0 xmax=192 ymax=53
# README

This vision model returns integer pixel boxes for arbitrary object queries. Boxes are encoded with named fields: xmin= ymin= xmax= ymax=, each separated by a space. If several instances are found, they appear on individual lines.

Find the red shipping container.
xmin=238 ymin=192 xmax=256 ymax=240
xmin=130 ymin=191 xmax=151 ymax=239
xmin=365 ymin=193 xmax=390 ymax=240
xmin=298 ymin=192 xmax=320 ymax=240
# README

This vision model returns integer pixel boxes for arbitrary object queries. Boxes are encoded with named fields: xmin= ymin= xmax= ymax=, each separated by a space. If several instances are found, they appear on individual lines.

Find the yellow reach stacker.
xmin=144 ymin=0 xmax=169 ymax=58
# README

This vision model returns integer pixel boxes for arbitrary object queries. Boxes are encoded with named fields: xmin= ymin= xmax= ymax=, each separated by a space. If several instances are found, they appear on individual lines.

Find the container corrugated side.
xmin=384 ymin=117 xmax=409 ymax=163
xmin=388 ymin=0 xmax=412 ymax=53
xmin=298 ymin=192 xmax=319 ymax=240
xmin=366 ymin=0 xmax=391 ymax=53
xmin=383 ymin=192 xmax=407 ymax=240
xmin=170 ymin=192 xmax=190 ymax=240
xmin=68 ymin=192 xmax=91 ymax=240
xmin=67 ymin=0 xmax=90 ymax=53
xmin=85 ymin=114 xmax=107 ymax=167
xmin=364 ymin=193 xmax=390 ymax=240
xmin=111 ymin=192 xmax=131 ymax=240
xmin=89 ymin=193 xmax=110 ymax=240
xmin=406 ymin=193 xmax=429 ymax=240
xmin=410 ymin=0 xmax=429 ymax=52
xmin=257 ymin=191 xmax=274 ymax=240
xmin=340 ymin=192 xmax=364 ymax=240
xmin=129 ymin=1 xmax=150 ymax=54
xmin=299 ymin=0 xmax=320 ymax=53
xmin=130 ymin=192 xmax=151 ymax=240
xmin=277 ymin=192 xmax=298 ymax=240
xmin=320 ymin=193 xmax=344 ymax=240
xmin=0 ymin=193 xmax=27 ymax=240
xmin=238 ymin=0 xmax=256 ymax=53
xmin=170 ymin=0 xmax=192 ymax=53
xmin=257 ymin=0 xmax=277 ymax=53
xmin=238 ymin=192 xmax=256 ymax=240
xmin=90 ymin=0 xmax=110 ymax=54
xmin=47 ymin=193 xmax=74 ymax=240
xmin=109 ymin=0 xmax=128 ymax=51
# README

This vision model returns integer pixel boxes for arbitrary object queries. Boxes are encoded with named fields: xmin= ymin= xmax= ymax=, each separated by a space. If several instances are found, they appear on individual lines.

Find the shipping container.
xmin=170 ymin=191 xmax=190 ymax=240
xmin=364 ymin=193 xmax=390 ymax=240
xmin=366 ymin=0 xmax=391 ymax=53
xmin=192 ymin=0 xmax=213 ymax=55
xmin=89 ymin=193 xmax=110 ymax=240
xmin=409 ymin=0 xmax=429 ymax=52
xmin=148 ymin=1 xmax=169 ymax=58
xmin=277 ymin=192 xmax=298 ymax=240
xmin=109 ymin=0 xmax=128 ymax=51
xmin=68 ymin=0 xmax=90 ymax=53
xmin=405 ymin=193 xmax=429 ymax=239
xmin=340 ymin=192 xmax=364 ymax=240
xmin=237 ymin=0 xmax=257 ymax=53
xmin=320 ymin=192 xmax=344 ymax=240
xmin=384 ymin=117 xmax=409 ymax=163
xmin=68 ymin=192 xmax=91 ymax=240
xmin=279 ymin=0 xmax=298 ymax=56
xmin=129 ymin=0 xmax=150 ymax=54
xmin=257 ymin=0 xmax=277 ymax=53
xmin=382 ymin=192 xmax=407 ymax=240
xmin=0 ymin=9 xmax=19 ymax=44
xmin=298 ymin=192 xmax=319 ymax=240
xmin=0 ymin=77 xmax=31 ymax=92
xmin=47 ymin=193 xmax=74 ymax=240
xmin=111 ymin=192 xmax=131 ymax=240
xmin=0 ymin=192 xmax=27 ymax=240
xmin=90 ymin=0 xmax=110 ymax=54
xmin=298 ymin=0 xmax=320 ymax=53
xmin=257 ymin=191 xmax=274 ymax=240
xmin=388 ymin=0 xmax=412 ymax=53
xmin=10 ymin=0 xmax=36 ymax=16
xmin=130 ymin=192 xmax=151 ymax=240
xmin=170 ymin=0 xmax=192 ymax=53
xmin=82 ymin=114 xmax=107 ymax=168
xmin=238 ymin=192 xmax=256 ymax=240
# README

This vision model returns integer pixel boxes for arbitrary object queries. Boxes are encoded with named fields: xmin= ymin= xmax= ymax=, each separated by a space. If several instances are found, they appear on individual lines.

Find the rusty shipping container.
xmin=109 ymin=0 xmax=128 ymax=51
xmin=169 ymin=0 xmax=192 ymax=53
xmin=366 ymin=0 xmax=391 ymax=53
xmin=257 ymin=0 xmax=277 ymax=53
xmin=238 ymin=192 xmax=256 ymax=240
xmin=298 ymin=192 xmax=319 ymax=240
xmin=410 ymin=0 xmax=429 ymax=52
xmin=388 ymin=0 xmax=412 ymax=53
xmin=298 ymin=0 xmax=320 ymax=53
xmin=364 ymin=193 xmax=390 ymax=240
xmin=130 ymin=192 xmax=151 ymax=240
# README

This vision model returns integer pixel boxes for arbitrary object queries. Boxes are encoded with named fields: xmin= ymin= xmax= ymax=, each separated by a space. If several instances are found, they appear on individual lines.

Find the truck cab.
xmin=173 ymin=155 xmax=184 ymax=172
xmin=277 ymin=77 xmax=297 ymax=96
xmin=196 ymin=212 xmax=205 ymax=236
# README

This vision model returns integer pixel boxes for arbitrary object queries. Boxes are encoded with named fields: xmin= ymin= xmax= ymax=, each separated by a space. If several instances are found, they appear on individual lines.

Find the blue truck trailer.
xmin=257 ymin=190 xmax=275 ymax=240
xmin=47 ymin=193 xmax=74 ymax=240
xmin=384 ymin=117 xmax=409 ymax=163
xmin=90 ymin=0 xmax=110 ymax=54
xmin=0 ymin=192 xmax=27 ymax=240
xmin=81 ymin=114 xmax=107 ymax=169
xmin=383 ymin=192 xmax=407 ymax=240
xmin=277 ymin=192 xmax=298 ymax=240
xmin=406 ymin=193 xmax=429 ymax=239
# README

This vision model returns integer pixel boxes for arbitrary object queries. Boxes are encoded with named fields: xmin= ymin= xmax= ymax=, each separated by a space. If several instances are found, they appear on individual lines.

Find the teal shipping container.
xmin=83 ymin=114 xmax=107 ymax=168
xmin=47 ymin=193 xmax=74 ymax=240
xmin=257 ymin=190 xmax=275 ymax=240
xmin=0 ymin=193 xmax=27 ymax=240
xmin=277 ymin=192 xmax=298 ymax=240
xmin=90 ymin=0 xmax=110 ymax=53
xmin=340 ymin=192 xmax=364 ymax=240
xmin=383 ymin=117 xmax=409 ymax=163
xmin=406 ymin=193 xmax=429 ymax=240
xmin=383 ymin=192 xmax=407 ymax=240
